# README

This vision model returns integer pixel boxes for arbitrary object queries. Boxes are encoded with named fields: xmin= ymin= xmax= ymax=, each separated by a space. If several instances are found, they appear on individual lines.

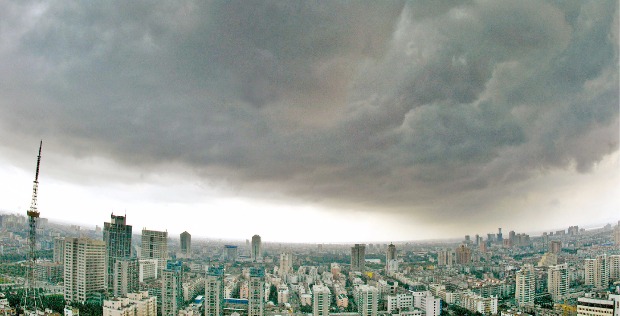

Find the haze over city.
xmin=0 ymin=1 xmax=618 ymax=242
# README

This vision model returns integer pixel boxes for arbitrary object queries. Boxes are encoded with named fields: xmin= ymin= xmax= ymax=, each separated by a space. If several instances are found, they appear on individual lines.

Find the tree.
xmin=269 ymin=284 xmax=278 ymax=305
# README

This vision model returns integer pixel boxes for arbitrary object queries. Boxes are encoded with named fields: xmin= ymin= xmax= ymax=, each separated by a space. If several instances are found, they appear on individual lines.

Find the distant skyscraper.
xmin=279 ymin=252 xmax=292 ymax=277
xmin=614 ymin=221 xmax=620 ymax=246
xmin=474 ymin=234 xmax=480 ymax=246
xmin=205 ymin=266 xmax=224 ymax=316
xmin=141 ymin=229 xmax=168 ymax=276
xmin=113 ymin=257 xmax=139 ymax=298
xmin=497 ymin=228 xmax=503 ymax=242
xmin=64 ymin=238 xmax=106 ymax=304
xmin=455 ymin=245 xmax=471 ymax=265
xmin=356 ymin=285 xmax=378 ymax=316
xmin=103 ymin=214 xmax=132 ymax=291
xmin=386 ymin=243 xmax=397 ymax=273
xmin=549 ymin=240 xmax=562 ymax=254
xmin=547 ymin=263 xmax=568 ymax=301
xmin=161 ymin=261 xmax=183 ymax=316
xmin=251 ymin=235 xmax=262 ymax=262
xmin=437 ymin=249 xmax=453 ymax=267
xmin=515 ymin=264 xmax=535 ymax=307
xmin=225 ymin=245 xmax=238 ymax=262
xmin=351 ymin=244 xmax=366 ymax=272
xmin=180 ymin=231 xmax=191 ymax=258
xmin=248 ymin=267 xmax=265 ymax=316
xmin=313 ymin=284 xmax=331 ymax=316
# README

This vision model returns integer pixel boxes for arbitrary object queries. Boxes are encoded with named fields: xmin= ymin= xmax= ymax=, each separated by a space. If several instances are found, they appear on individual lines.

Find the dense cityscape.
xmin=0 ymin=209 xmax=619 ymax=316
xmin=1 ymin=1 xmax=618 ymax=316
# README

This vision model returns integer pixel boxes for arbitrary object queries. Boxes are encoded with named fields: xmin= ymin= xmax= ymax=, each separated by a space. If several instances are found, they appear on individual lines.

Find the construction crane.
xmin=22 ymin=140 xmax=43 ymax=315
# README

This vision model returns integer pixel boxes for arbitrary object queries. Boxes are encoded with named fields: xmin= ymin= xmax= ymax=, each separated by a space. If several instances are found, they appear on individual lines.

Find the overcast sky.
xmin=0 ymin=1 xmax=618 ymax=243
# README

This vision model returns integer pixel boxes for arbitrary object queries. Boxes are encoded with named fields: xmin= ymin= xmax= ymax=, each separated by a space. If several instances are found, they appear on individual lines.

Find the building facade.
xmin=548 ymin=263 xmax=569 ymax=301
xmin=251 ymin=235 xmax=262 ymax=262
xmin=351 ymin=244 xmax=366 ymax=272
xmin=515 ymin=264 xmax=535 ymax=307
xmin=161 ymin=261 xmax=183 ymax=316
xmin=104 ymin=214 xmax=133 ymax=291
xmin=141 ymin=229 xmax=168 ymax=277
xmin=248 ymin=267 xmax=265 ymax=316
xmin=113 ymin=257 xmax=139 ymax=297
xmin=312 ymin=284 xmax=331 ymax=316
xmin=180 ymin=231 xmax=191 ymax=258
xmin=205 ymin=266 xmax=224 ymax=316
xmin=64 ymin=238 xmax=106 ymax=304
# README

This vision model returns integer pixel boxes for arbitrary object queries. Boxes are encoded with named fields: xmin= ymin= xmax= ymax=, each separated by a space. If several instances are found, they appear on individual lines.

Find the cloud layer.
xmin=1 ymin=0 xmax=618 ymax=228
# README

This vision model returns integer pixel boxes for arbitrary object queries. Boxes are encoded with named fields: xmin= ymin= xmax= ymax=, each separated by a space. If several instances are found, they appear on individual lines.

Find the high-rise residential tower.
xmin=351 ymin=244 xmax=366 ymax=272
xmin=251 ymin=235 xmax=262 ymax=262
xmin=585 ymin=255 xmax=609 ymax=289
xmin=64 ymin=238 xmax=106 ymax=304
xmin=356 ymin=285 xmax=378 ymax=316
xmin=515 ymin=264 xmax=535 ymax=307
xmin=205 ymin=266 xmax=224 ymax=316
xmin=610 ymin=255 xmax=620 ymax=281
xmin=455 ymin=245 xmax=471 ymax=265
xmin=248 ymin=267 xmax=265 ymax=316
xmin=180 ymin=231 xmax=191 ymax=258
xmin=312 ymin=284 xmax=331 ymax=316
xmin=113 ymin=257 xmax=139 ymax=297
xmin=547 ymin=263 xmax=569 ymax=301
xmin=141 ymin=229 xmax=168 ymax=276
xmin=279 ymin=252 xmax=292 ymax=277
xmin=437 ymin=249 xmax=454 ymax=267
xmin=161 ymin=261 xmax=183 ymax=316
xmin=104 ymin=214 xmax=132 ymax=291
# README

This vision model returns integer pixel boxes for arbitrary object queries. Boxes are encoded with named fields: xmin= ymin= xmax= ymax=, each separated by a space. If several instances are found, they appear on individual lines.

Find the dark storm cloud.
xmin=0 ymin=1 xmax=617 ymax=225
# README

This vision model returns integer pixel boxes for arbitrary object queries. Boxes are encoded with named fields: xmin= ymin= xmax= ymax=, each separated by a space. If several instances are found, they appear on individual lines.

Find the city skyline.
xmin=0 ymin=1 xmax=618 ymax=243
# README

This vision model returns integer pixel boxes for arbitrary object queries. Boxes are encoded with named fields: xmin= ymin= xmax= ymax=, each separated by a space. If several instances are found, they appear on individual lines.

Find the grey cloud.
xmin=0 ymin=0 xmax=617 ymax=228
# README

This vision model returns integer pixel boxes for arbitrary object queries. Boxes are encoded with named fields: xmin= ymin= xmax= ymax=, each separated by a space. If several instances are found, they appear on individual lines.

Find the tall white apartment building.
xmin=585 ymin=255 xmax=609 ymax=289
xmin=608 ymin=255 xmax=620 ymax=282
xmin=141 ymin=229 xmax=168 ymax=277
xmin=205 ymin=267 xmax=224 ymax=316
xmin=355 ymin=285 xmax=378 ymax=316
xmin=64 ymin=238 xmax=106 ymax=303
xmin=548 ymin=263 xmax=569 ymax=301
xmin=113 ymin=257 xmax=139 ymax=298
xmin=248 ymin=267 xmax=265 ymax=316
xmin=515 ymin=264 xmax=535 ymax=307
xmin=161 ymin=261 xmax=183 ymax=316
xmin=312 ymin=284 xmax=331 ymax=316
xmin=421 ymin=293 xmax=441 ymax=316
